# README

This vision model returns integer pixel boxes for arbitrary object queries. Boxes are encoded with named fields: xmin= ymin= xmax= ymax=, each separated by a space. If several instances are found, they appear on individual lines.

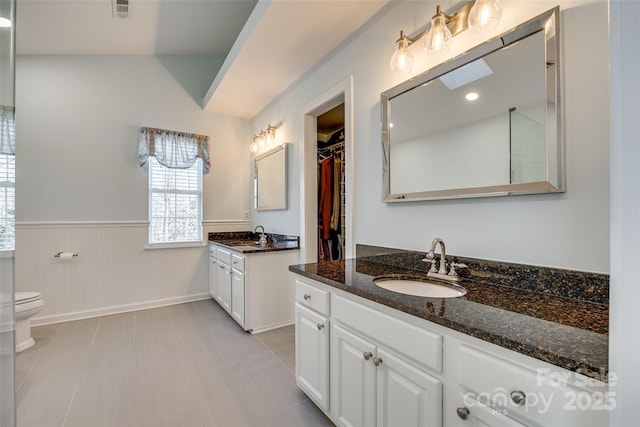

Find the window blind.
xmin=0 ymin=153 xmax=15 ymax=250
xmin=148 ymin=156 xmax=202 ymax=244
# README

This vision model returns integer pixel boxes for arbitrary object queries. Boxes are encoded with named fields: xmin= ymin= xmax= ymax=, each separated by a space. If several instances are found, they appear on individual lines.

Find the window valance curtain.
xmin=0 ymin=106 xmax=15 ymax=156
xmin=138 ymin=127 xmax=211 ymax=173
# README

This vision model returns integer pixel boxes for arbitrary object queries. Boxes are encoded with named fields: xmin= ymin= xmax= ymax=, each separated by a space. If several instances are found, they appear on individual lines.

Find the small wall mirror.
xmin=381 ymin=7 xmax=562 ymax=202
xmin=255 ymin=144 xmax=288 ymax=210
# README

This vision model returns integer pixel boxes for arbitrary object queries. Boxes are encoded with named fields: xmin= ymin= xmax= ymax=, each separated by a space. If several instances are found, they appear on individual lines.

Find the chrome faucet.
xmin=426 ymin=238 xmax=448 ymax=276
xmin=254 ymin=225 xmax=267 ymax=247
xmin=424 ymin=237 xmax=466 ymax=283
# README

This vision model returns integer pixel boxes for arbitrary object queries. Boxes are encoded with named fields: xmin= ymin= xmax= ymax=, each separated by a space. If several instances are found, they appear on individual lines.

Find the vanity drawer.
xmin=333 ymin=294 xmax=442 ymax=373
xmin=460 ymin=345 xmax=539 ymax=406
xmin=296 ymin=280 xmax=330 ymax=316
xmin=216 ymin=247 xmax=232 ymax=265
xmin=459 ymin=345 xmax=610 ymax=426
xmin=231 ymin=253 xmax=245 ymax=272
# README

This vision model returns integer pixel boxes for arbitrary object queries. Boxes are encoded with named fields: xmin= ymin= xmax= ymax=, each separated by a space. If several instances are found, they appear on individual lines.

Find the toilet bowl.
xmin=15 ymin=291 xmax=43 ymax=352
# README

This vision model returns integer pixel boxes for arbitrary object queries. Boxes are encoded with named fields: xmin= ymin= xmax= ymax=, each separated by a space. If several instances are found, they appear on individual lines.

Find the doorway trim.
xmin=300 ymin=76 xmax=354 ymax=263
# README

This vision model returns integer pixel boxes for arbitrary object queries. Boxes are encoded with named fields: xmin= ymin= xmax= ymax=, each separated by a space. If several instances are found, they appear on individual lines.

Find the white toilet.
xmin=15 ymin=291 xmax=44 ymax=352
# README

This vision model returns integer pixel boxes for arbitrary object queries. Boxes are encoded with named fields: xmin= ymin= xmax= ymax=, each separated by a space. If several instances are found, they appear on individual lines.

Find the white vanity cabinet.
xmin=208 ymin=246 xmax=217 ymax=299
xmin=215 ymin=247 xmax=232 ymax=314
xmin=331 ymin=295 xmax=443 ymax=427
xmin=452 ymin=345 xmax=611 ymax=427
xmin=210 ymin=243 xmax=298 ymax=333
xmin=294 ymin=279 xmax=331 ymax=411
xmin=230 ymin=262 xmax=245 ymax=325
xmin=295 ymin=278 xmax=442 ymax=427
xmin=292 ymin=276 xmax=610 ymax=427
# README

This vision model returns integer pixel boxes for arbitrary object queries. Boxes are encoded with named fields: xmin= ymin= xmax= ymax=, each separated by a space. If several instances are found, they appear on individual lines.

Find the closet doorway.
xmin=317 ymin=105 xmax=345 ymax=262
xmin=301 ymin=77 xmax=353 ymax=264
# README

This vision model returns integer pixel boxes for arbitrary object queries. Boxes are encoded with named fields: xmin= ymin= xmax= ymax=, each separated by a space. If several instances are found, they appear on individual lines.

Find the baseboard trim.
xmin=250 ymin=319 xmax=295 ymax=335
xmin=30 ymin=293 xmax=212 ymax=327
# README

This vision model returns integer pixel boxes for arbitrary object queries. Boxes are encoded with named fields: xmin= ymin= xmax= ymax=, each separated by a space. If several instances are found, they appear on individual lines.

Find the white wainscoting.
xmin=15 ymin=220 xmax=250 ymax=326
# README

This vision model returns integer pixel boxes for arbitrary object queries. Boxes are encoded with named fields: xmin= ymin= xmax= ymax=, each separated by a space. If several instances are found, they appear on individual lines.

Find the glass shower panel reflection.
xmin=510 ymin=108 xmax=547 ymax=184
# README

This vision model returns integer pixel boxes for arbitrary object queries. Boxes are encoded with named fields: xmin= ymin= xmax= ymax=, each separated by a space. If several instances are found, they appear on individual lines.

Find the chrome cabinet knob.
xmin=363 ymin=352 xmax=373 ymax=361
xmin=317 ymin=323 xmax=324 ymax=331
xmin=456 ymin=407 xmax=470 ymax=421
xmin=373 ymin=357 xmax=383 ymax=366
xmin=304 ymin=294 xmax=311 ymax=300
xmin=510 ymin=390 xmax=526 ymax=406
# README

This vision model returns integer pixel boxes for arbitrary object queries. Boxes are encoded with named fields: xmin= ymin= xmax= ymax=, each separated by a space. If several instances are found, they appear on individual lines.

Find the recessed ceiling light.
xmin=465 ymin=92 xmax=479 ymax=101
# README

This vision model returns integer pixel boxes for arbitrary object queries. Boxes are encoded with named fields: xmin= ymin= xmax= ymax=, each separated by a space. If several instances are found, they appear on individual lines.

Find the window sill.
xmin=144 ymin=241 xmax=206 ymax=250
xmin=0 ymin=250 xmax=15 ymax=259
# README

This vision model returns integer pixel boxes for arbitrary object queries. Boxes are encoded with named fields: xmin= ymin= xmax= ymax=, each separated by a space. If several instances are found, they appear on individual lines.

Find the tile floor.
xmin=16 ymin=299 xmax=334 ymax=427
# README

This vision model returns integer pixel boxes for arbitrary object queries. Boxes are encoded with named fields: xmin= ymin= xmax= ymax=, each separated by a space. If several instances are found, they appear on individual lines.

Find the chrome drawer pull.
xmin=363 ymin=352 xmax=373 ymax=361
xmin=456 ymin=407 xmax=470 ymax=421
xmin=303 ymin=294 xmax=311 ymax=300
xmin=373 ymin=357 xmax=383 ymax=366
xmin=317 ymin=323 xmax=324 ymax=331
xmin=510 ymin=390 xmax=526 ymax=406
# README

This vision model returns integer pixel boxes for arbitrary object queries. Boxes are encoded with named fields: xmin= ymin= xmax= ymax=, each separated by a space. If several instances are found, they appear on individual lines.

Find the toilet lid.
xmin=15 ymin=291 xmax=41 ymax=304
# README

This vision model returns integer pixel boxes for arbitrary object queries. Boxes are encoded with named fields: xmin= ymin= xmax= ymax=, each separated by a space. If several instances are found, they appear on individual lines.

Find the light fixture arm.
xmin=396 ymin=1 xmax=476 ymax=48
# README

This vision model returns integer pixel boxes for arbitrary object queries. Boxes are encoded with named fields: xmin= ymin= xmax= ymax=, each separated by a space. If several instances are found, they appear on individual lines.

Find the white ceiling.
xmin=16 ymin=0 xmax=389 ymax=118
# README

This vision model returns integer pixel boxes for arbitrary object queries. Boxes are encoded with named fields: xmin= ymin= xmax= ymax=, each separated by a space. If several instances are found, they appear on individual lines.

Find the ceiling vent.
xmin=112 ymin=0 xmax=129 ymax=18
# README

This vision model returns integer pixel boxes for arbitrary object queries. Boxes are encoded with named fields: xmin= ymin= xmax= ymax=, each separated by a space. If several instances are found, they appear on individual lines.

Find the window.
xmin=148 ymin=156 xmax=202 ymax=244
xmin=0 ymin=153 xmax=15 ymax=250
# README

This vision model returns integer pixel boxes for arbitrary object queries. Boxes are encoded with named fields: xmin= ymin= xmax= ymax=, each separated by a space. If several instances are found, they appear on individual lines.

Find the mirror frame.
xmin=255 ymin=143 xmax=288 ymax=211
xmin=381 ymin=7 xmax=562 ymax=202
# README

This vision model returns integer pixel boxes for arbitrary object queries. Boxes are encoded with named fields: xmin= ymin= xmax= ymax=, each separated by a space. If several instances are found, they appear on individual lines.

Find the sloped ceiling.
xmin=16 ymin=0 xmax=388 ymax=119
xmin=202 ymin=0 xmax=389 ymax=118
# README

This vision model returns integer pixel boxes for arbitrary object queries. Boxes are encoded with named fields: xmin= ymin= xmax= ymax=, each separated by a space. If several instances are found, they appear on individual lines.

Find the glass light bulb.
xmin=468 ymin=0 xmax=502 ymax=33
xmin=0 ymin=17 xmax=11 ymax=28
xmin=265 ymin=128 xmax=275 ymax=147
xmin=389 ymin=38 xmax=414 ymax=75
xmin=250 ymin=140 xmax=257 ymax=153
xmin=424 ymin=14 xmax=452 ymax=57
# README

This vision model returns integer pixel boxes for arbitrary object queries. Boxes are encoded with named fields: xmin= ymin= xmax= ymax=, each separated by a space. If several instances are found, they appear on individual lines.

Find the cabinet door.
xmin=295 ymin=303 xmax=330 ymax=411
xmin=216 ymin=262 xmax=232 ymax=314
xmin=208 ymin=257 xmax=217 ymax=299
xmin=376 ymin=348 xmax=442 ymax=427
xmin=231 ymin=269 xmax=245 ymax=326
xmin=332 ymin=324 xmax=376 ymax=427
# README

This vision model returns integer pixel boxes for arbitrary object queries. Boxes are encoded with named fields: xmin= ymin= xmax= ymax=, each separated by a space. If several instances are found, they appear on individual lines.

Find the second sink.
xmin=373 ymin=275 xmax=467 ymax=298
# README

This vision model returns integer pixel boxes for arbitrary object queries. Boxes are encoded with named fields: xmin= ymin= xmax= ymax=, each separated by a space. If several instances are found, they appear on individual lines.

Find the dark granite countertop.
xmin=209 ymin=231 xmax=299 ymax=254
xmin=289 ymin=248 xmax=609 ymax=382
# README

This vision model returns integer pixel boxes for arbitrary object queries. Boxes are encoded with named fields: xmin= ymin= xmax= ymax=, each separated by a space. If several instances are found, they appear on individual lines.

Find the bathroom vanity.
xmin=209 ymin=232 xmax=299 ymax=333
xmin=289 ymin=245 xmax=610 ymax=427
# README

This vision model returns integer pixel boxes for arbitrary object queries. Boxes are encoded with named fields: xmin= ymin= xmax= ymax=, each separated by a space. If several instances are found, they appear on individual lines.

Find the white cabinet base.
xmin=293 ymin=275 xmax=610 ymax=427
xmin=210 ymin=244 xmax=299 ymax=333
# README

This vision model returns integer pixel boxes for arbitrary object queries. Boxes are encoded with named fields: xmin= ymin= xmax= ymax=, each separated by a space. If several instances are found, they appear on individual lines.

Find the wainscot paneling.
xmin=15 ymin=220 xmax=250 ymax=326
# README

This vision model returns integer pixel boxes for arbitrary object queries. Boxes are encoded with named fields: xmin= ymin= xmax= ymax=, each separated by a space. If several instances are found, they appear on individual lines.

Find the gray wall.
xmin=251 ymin=0 xmax=610 ymax=273
xmin=16 ymin=55 xmax=250 ymax=222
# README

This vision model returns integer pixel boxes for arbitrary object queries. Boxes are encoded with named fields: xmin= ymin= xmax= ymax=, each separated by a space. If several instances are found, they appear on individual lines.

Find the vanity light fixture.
xmin=250 ymin=124 xmax=281 ymax=155
xmin=389 ymin=0 xmax=502 ymax=74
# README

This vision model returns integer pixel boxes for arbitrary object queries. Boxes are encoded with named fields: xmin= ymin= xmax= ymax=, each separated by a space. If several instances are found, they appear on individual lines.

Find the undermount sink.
xmin=373 ymin=275 xmax=467 ymax=298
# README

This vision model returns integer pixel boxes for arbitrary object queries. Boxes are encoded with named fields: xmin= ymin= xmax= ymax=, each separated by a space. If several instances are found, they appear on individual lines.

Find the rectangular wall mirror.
xmin=255 ymin=144 xmax=288 ymax=210
xmin=381 ymin=7 xmax=562 ymax=202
